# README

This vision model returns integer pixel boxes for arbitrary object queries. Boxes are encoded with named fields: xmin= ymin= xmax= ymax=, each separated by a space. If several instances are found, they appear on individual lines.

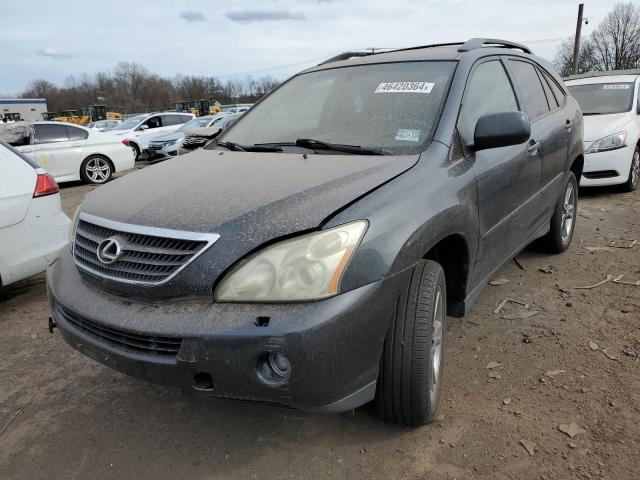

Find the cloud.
xmin=224 ymin=9 xmax=305 ymax=23
xmin=180 ymin=11 xmax=206 ymax=22
xmin=36 ymin=47 xmax=78 ymax=60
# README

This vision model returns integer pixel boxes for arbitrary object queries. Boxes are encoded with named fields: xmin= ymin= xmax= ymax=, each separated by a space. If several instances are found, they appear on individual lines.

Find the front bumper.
xmin=145 ymin=144 xmax=179 ymax=162
xmin=580 ymin=145 xmax=633 ymax=187
xmin=47 ymin=250 xmax=406 ymax=411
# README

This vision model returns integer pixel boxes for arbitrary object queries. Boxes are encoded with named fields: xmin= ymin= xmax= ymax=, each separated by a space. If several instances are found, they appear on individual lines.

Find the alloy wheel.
xmin=561 ymin=182 xmax=575 ymax=244
xmin=86 ymin=157 xmax=111 ymax=183
xmin=429 ymin=286 xmax=444 ymax=408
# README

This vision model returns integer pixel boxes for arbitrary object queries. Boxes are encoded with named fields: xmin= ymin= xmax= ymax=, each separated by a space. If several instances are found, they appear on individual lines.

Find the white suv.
xmin=566 ymin=71 xmax=640 ymax=191
xmin=105 ymin=112 xmax=194 ymax=160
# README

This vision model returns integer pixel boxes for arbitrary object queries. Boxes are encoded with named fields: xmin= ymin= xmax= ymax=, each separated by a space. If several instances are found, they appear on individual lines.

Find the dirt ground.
xmin=0 ymin=172 xmax=638 ymax=480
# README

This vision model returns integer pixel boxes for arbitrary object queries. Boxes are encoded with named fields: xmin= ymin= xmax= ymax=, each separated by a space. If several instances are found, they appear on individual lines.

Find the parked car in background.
xmin=105 ymin=112 xmax=194 ymax=160
xmin=146 ymin=113 xmax=233 ymax=161
xmin=565 ymin=70 xmax=640 ymax=191
xmin=12 ymin=121 xmax=134 ymax=184
xmin=48 ymin=39 xmax=583 ymax=426
xmin=0 ymin=141 xmax=69 ymax=287
xmin=178 ymin=113 xmax=243 ymax=154
xmin=87 ymin=120 xmax=122 ymax=131
xmin=220 ymin=104 xmax=253 ymax=114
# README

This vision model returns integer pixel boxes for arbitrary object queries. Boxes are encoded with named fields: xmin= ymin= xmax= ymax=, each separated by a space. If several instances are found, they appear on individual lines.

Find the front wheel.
xmin=538 ymin=171 xmax=577 ymax=253
xmin=623 ymin=146 xmax=639 ymax=192
xmin=375 ymin=260 xmax=446 ymax=426
xmin=80 ymin=155 xmax=112 ymax=184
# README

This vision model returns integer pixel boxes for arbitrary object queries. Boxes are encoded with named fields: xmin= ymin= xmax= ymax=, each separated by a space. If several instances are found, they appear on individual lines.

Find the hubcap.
xmin=631 ymin=151 xmax=640 ymax=188
xmin=86 ymin=158 xmax=111 ymax=183
xmin=561 ymin=182 xmax=575 ymax=243
xmin=429 ymin=286 xmax=444 ymax=407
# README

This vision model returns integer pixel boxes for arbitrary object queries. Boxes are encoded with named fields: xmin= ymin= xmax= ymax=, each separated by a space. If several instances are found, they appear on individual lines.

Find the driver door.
xmin=459 ymin=58 xmax=541 ymax=286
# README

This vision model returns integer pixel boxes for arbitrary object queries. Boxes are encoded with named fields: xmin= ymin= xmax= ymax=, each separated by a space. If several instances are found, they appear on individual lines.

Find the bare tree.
xmin=553 ymin=37 xmax=601 ymax=76
xmin=591 ymin=2 xmax=640 ymax=71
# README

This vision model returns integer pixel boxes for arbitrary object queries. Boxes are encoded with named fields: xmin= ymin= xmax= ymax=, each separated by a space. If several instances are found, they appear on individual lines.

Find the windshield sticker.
xmin=602 ymin=84 xmax=630 ymax=90
xmin=395 ymin=129 xmax=421 ymax=142
xmin=375 ymin=82 xmax=435 ymax=94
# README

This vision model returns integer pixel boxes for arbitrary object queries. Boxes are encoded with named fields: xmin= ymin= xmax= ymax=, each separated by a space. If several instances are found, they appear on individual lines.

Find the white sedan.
xmin=0 ymin=141 xmax=70 ymax=287
xmin=15 ymin=121 xmax=135 ymax=184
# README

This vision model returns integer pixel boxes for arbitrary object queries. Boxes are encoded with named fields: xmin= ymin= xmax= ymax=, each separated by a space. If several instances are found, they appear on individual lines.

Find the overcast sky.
xmin=0 ymin=0 xmax=622 ymax=94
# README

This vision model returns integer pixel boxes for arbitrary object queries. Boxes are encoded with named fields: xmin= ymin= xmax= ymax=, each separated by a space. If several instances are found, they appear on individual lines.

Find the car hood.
xmin=149 ymin=131 xmax=186 ymax=143
xmin=78 ymin=149 xmax=418 ymax=297
xmin=183 ymin=126 xmax=221 ymax=138
xmin=81 ymin=148 xmax=418 ymax=234
xmin=583 ymin=112 xmax=632 ymax=143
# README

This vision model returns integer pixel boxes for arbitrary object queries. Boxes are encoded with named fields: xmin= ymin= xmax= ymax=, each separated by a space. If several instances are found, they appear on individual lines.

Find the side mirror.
xmin=474 ymin=111 xmax=531 ymax=150
xmin=138 ymin=124 xmax=149 ymax=131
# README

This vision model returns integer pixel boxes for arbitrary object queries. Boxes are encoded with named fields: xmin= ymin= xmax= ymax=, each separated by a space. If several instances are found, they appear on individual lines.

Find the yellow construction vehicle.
xmin=176 ymin=99 xmax=211 ymax=117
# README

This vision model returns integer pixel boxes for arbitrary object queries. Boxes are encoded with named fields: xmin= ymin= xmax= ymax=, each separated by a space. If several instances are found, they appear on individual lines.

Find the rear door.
xmin=507 ymin=59 xmax=567 ymax=218
xmin=458 ymin=58 xmax=540 ymax=286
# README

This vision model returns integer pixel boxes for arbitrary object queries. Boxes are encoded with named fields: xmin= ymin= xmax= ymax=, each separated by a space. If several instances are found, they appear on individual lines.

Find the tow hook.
xmin=48 ymin=317 xmax=57 ymax=334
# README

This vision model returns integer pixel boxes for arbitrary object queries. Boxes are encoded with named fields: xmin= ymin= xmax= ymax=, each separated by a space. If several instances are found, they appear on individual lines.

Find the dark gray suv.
xmin=48 ymin=38 xmax=583 ymax=426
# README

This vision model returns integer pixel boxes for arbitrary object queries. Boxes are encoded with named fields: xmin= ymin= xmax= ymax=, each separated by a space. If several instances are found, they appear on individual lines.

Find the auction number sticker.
xmin=602 ymin=84 xmax=630 ymax=89
xmin=375 ymin=82 xmax=435 ymax=94
xmin=395 ymin=129 xmax=421 ymax=142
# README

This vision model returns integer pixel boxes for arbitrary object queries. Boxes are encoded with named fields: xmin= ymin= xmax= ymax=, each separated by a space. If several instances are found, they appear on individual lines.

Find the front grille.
xmin=73 ymin=212 xmax=219 ymax=285
xmin=584 ymin=170 xmax=618 ymax=179
xmin=148 ymin=144 xmax=163 ymax=150
xmin=182 ymin=137 xmax=207 ymax=147
xmin=55 ymin=302 xmax=182 ymax=356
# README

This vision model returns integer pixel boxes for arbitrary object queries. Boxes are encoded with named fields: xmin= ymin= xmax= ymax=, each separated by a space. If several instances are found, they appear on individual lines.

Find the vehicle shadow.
xmin=28 ymin=365 xmax=413 ymax=478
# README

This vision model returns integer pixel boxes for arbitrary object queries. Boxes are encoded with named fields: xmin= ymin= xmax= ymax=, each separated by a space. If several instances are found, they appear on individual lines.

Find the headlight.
xmin=215 ymin=220 xmax=368 ymax=302
xmin=585 ymin=131 xmax=627 ymax=154
xmin=165 ymin=139 xmax=177 ymax=146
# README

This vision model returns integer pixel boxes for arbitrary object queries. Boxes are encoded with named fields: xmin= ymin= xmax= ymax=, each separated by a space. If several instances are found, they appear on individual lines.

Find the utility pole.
xmin=571 ymin=3 xmax=584 ymax=75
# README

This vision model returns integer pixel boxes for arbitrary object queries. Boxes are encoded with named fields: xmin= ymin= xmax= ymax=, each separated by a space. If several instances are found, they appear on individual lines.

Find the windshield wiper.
xmin=215 ymin=141 xmax=282 ymax=152
xmin=294 ymin=138 xmax=389 ymax=155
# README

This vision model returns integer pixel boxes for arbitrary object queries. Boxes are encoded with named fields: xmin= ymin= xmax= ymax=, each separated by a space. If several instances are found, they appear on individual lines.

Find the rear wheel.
xmin=623 ymin=146 xmax=639 ymax=192
xmin=375 ymin=260 xmax=446 ymax=426
xmin=80 ymin=155 xmax=112 ymax=184
xmin=538 ymin=171 xmax=577 ymax=253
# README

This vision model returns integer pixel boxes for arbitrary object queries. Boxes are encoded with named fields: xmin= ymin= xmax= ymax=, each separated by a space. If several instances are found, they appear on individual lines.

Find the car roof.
xmin=304 ymin=38 xmax=536 ymax=74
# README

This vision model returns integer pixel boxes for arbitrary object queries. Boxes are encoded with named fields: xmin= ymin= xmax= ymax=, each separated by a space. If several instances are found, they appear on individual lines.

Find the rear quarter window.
xmin=66 ymin=125 xmax=89 ymax=141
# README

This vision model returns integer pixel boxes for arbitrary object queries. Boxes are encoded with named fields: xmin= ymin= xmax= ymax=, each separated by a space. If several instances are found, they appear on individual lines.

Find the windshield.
xmin=110 ymin=115 xmax=146 ymax=130
xmin=568 ymin=82 xmax=635 ymax=115
xmin=219 ymin=61 xmax=456 ymax=154
xmin=179 ymin=117 xmax=216 ymax=131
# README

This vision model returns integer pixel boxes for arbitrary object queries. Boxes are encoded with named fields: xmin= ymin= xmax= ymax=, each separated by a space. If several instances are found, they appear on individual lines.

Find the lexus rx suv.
xmin=48 ymin=39 xmax=583 ymax=426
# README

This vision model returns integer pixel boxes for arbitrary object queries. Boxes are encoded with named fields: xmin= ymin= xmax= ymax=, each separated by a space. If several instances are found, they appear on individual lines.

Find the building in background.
xmin=0 ymin=98 xmax=47 ymax=122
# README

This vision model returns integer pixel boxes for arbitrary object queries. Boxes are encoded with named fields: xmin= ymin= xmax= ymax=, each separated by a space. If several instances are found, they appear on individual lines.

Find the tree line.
xmin=17 ymin=62 xmax=281 ymax=114
xmin=554 ymin=2 xmax=640 ymax=77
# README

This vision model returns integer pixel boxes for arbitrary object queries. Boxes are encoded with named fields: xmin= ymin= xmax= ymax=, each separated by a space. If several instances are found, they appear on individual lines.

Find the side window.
xmin=536 ymin=68 xmax=558 ymax=109
xmin=66 ymin=125 xmax=89 ymax=141
xmin=34 ymin=124 xmax=68 ymax=144
xmin=508 ymin=60 xmax=550 ymax=120
xmin=175 ymin=115 xmax=191 ymax=125
xmin=540 ymin=68 xmax=567 ymax=107
xmin=143 ymin=116 xmax=162 ymax=129
xmin=162 ymin=115 xmax=180 ymax=126
xmin=459 ymin=60 xmax=519 ymax=141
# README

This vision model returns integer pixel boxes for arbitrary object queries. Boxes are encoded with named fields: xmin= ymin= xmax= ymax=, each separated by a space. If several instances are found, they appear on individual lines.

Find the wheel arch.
xmin=569 ymin=154 xmax=584 ymax=181
xmin=423 ymin=233 xmax=470 ymax=318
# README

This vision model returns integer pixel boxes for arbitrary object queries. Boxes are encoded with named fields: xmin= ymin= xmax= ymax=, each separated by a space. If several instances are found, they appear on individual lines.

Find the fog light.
xmin=269 ymin=352 xmax=291 ymax=378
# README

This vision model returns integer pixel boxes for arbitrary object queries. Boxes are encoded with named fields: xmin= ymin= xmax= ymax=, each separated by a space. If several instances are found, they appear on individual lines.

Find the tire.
xmin=130 ymin=142 xmax=140 ymax=161
xmin=80 ymin=155 xmax=113 ymax=184
xmin=623 ymin=146 xmax=639 ymax=192
xmin=538 ymin=171 xmax=577 ymax=253
xmin=375 ymin=260 xmax=446 ymax=426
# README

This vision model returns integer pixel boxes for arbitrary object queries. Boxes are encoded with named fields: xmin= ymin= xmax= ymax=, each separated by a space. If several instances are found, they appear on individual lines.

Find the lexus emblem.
xmin=96 ymin=237 xmax=123 ymax=264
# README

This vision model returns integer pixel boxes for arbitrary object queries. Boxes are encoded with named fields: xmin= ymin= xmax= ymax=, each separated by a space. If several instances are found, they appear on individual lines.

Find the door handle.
xmin=21 ymin=148 xmax=34 ymax=153
xmin=70 ymin=144 xmax=82 ymax=147
xmin=565 ymin=119 xmax=573 ymax=131
xmin=527 ymin=140 xmax=541 ymax=156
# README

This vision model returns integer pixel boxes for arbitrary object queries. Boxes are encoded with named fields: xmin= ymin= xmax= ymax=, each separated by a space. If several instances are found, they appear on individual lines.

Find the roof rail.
xmin=458 ymin=38 xmax=533 ymax=54
xmin=318 ymin=51 xmax=373 ymax=65
xmin=563 ymin=68 xmax=640 ymax=81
